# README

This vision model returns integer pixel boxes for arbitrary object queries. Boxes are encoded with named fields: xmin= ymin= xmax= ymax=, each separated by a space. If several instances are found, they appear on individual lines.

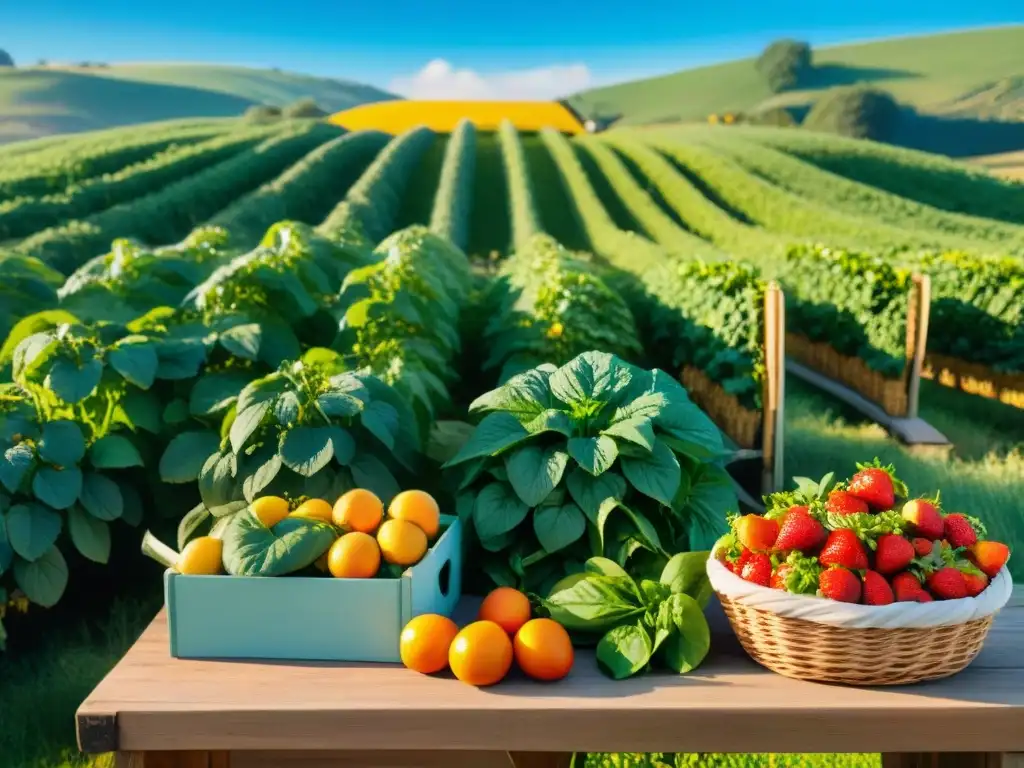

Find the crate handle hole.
xmin=437 ymin=560 xmax=451 ymax=597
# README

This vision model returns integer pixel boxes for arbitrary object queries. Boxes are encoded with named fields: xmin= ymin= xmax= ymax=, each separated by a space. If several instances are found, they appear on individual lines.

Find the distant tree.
xmin=0 ymin=49 xmax=15 ymax=67
xmin=283 ymin=98 xmax=327 ymax=118
xmin=243 ymin=104 xmax=283 ymax=123
xmin=756 ymin=39 xmax=812 ymax=93
xmin=36 ymin=58 xmax=48 ymax=67
xmin=802 ymin=86 xmax=900 ymax=141
xmin=747 ymin=106 xmax=800 ymax=128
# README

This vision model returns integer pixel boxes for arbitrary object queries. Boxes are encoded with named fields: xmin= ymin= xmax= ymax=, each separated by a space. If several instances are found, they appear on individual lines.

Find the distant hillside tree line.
xmin=0 ymin=49 xmax=14 ymax=67
xmin=756 ymin=39 xmax=812 ymax=92
xmin=244 ymin=98 xmax=329 ymax=123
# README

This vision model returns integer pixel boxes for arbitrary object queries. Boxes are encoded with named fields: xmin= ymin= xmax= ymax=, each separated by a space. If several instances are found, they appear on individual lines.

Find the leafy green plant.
xmin=539 ymin=553 xmax=713 ymax=680
xmin=444 ymin=350 xmax=736 ymax=594
xmin=644 ymin=259 xmax=766 ymax=409
xmin=220 ymin=512 xmax=336 ymax=576
xmin=482 ymin=234 xmax=643 ymax=383
xmin=0 ymin=253 xmax=63 ymax=357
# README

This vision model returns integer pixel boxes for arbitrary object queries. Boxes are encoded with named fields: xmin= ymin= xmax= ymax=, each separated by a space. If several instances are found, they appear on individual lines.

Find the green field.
xmin=0 ymin=64 xmax=396 ymax=142
xmin=0 ymin=111 xmax=1022 ymax=768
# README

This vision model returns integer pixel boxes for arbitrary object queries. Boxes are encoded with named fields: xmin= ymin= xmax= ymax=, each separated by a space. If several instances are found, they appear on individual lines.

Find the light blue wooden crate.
xmin=165 ymin=515 xmax=462 ymax=662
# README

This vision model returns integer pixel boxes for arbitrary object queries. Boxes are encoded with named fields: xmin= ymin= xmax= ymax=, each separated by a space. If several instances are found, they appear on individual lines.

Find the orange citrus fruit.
xmin=448 ymin=620 xmax=514 ymax=686
xmin=290 ymin=498 xmax=333 ymax=523
xmin=399 ymin=614 xmax=459 ymax=674
xmin=251 ymin=496 xmax=290 ymax=527
xmin=333 ymin=488 xmax=384 ymax=533
xmin=327 ymin=532 xmax=381 ymax=578
xmin=388 ymin=490 xmax=441 ymax=538
xmin=513 ymin=618 xmax=574 ymax=681
xmin=376 ymin=518 xmax=428 ymax=566
xmin=478 ymin=586 xmax=532 ymax=635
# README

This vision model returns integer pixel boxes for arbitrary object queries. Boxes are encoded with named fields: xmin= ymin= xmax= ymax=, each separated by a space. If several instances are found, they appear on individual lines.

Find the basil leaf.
xmin=596 ymin=622 xmax=653 ymax=680
xmin=542 ymin=573 xmax=644 ymax=633
xmin=659 ymin=551 xmax=712 ymax=605
xmin=660 ymin=593 xmax=711 ymax=674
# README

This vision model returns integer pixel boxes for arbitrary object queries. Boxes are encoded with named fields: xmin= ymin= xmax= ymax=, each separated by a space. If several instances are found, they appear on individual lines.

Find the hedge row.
xmin=208 ymin=129 xmax=390 ymax=248
xmin=496 ymin=120 xmax=542 ymax=253
xmin=428 ymin=119 xmax=477 ymax=251
xmin=0 ymin=119 xmax=234 ymax=201
xmin=19 ymin=122 xmax=338 ymax=274
xmin=0 ymin=126 xmax=279 ymax=240
xmin=601 ymin=135 xmax=783 ymax=259
xmin=317 ymin=126 xmax=436 ymax=244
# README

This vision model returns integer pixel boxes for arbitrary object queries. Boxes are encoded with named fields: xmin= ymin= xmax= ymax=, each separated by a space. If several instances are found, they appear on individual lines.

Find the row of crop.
xmin=18 ymin=122 xmax=339 ymax=274
xmin=496 ymin=120 xmax=542 ymax=253
xmin=317 ymin=126 xmax=436 ymax=244
xmin=0 ymin=219 xmax=473 ymax=646
xmin=0 ymin=119 xmax=235 ymax=201
xmin=0 ymin=125 xmax=281 ymax=240
xmin=694 ymin=131 xmax=1024 ymax=253
xmin=208 ymin=130 xmax=391 ymax=248
xmin=428 ymin=119 xmax=476 ymax=251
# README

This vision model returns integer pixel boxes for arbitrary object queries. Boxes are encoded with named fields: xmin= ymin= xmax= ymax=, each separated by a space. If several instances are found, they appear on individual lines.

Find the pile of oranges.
xmin=250 ymin=488 xmax=441 ymax=578
xmin=399 ymin=587 xmax=574 ymax=686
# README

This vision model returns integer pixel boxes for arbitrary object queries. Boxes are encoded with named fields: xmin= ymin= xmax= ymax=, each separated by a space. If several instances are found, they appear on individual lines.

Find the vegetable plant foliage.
xmin=445 ymin=350 xmax=736 ymax=594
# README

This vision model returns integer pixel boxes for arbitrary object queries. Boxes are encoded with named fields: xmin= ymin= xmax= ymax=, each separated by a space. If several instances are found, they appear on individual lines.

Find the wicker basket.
xmin=707 ymin=557 xmax=1013 ymax=686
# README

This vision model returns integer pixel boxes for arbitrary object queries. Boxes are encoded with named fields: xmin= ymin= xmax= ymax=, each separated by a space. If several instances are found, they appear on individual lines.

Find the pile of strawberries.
xmin=716 ymin=459 xmax=1011 ymax=605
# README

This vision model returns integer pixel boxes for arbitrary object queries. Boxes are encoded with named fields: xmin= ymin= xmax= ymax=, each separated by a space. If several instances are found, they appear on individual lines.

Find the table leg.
xmin=882 ymin=755 xmax=1023 ymax=768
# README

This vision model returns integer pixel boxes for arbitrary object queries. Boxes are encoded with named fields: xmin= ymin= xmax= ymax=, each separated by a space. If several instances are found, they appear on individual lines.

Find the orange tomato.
xmin=327 ymin=532 xmax=381 ymax=578
xmin=478 ymin=586 xmax=531 ymax=635
xmin=400 ymin=614 xmax=459 ymax=674
xmin=333 ymin=488 xmax=384 ymax=533
xmin=388 ymin=489 xmax=441 ymax=538
xmin=513 ymin=618 xmax=574 ymax=681
xmin=448 ymin=620 xmax=514 ymax=686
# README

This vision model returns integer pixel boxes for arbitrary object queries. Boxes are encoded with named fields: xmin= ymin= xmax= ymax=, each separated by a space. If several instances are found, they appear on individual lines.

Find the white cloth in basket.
xmin=707 ymin=557 xmax=1013 ymax=629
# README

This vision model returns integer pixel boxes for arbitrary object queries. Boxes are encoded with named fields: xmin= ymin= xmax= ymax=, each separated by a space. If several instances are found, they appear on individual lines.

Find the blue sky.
xmin=4 ymin=1 xmax=1022 ymax=98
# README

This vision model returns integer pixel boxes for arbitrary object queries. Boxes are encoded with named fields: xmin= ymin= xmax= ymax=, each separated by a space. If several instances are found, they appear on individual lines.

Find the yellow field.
xmin=329 ymin=100 xmax=586 ymax=134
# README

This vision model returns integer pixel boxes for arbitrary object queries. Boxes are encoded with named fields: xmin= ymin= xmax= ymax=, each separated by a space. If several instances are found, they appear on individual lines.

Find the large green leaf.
xmin=89 ymin=434 xmax=144 ymax=469
xmin=240 ymin=445 xmax=283 ymax=502
xmin=567 ymin=435 xmax=618 ymax=476
xmin=14 ymin=545 xmax=68 ymax=607
xmin=5 ymin=503 xmax=61 ymax=561
xmin=658 ymin=592 xmax=711 ymax=674
xmin=349 ymin=453 xmax=399 ymax=505
xmin=79 ymin=472 xmax=123 ymax=520
xmin=229 ymin=401 xmax=272 ymax=454
xmin=682 ymin=462 xmax=736 ymax=551
xmin=280 ymin=426 xmax=335 ymax=477
xmin=222 ymin=514 xmax=335 ymax=577
xmin=505 ymin=445 xmax=569 ymax=507
xmin=37 ymin=420 xmax=85 ymax=467
xmin=473 ymin=482 xmax=529 ymax=540
xmin=159 ymin=431 xmax=221 ymax=484
xmin=541 ymin=573 xmax=643 ymax=633
xmin=533 ymin=502 xmax=586 ymax=554
xmin=198 ymin=451 xmax=245 ymax=517
xmin=189 ymin=372 xmax=252 ymax=416
xmin=549 ymin=351 xmax=632 ymax=408
xmin=108 ymin=340 xmax=158 ymax=389
xmin=219 ymin=323 xmax=262 ymax=360
xmin=468 ymin=366 xmax=553 ymax=420
xmin=360 ymin=401 xmax=399 ymax=450
xmin=621 ymin=440 xmax=681 ymax=506
xmin=46 ymin=357 xmax=103 ymax=403
xmin=596 ymin=622 xmax=653 ymax=680
xmin=32 ymin=466 xmax=82 ymax=510
xmin=565 ymin=468 xmax=627 ymax=522
xmin=0 ymin=443 xmax=36 ymax=493
xmin=443 ymin=412 xmax=532 ymax=467
xmin=68 ymin=505 xmax=111 ymax=564
xmin=659 ymin=552 xmax=713 ymax=607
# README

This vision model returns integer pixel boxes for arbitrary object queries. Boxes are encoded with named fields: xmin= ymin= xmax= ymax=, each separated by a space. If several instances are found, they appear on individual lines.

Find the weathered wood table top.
xmin=78 ymin=589 xmax=1024 ymax=757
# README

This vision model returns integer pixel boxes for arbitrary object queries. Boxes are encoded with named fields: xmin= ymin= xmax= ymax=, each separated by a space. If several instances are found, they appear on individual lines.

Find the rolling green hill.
xmin=0 ymin=64 xmax=396 ymax=143
xmin=569 ymin=26 xmax=1024 ymax=156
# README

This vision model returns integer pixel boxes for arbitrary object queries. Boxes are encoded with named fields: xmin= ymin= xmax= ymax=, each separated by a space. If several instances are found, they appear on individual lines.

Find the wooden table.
xmin=78 ymin=589 xmax=1024 ymax=768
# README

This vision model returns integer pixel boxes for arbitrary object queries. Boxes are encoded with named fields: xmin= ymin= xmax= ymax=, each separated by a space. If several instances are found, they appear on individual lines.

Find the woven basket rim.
xmin=707 ymin=557 xmax=1013 ymax=630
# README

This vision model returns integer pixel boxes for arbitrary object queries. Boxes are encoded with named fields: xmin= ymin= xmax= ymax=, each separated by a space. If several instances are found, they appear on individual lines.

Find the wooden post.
xmin=905 ymin=273 xmax=931 ymax=420
xmin=761 ymin=283 xmax=786 ymax=495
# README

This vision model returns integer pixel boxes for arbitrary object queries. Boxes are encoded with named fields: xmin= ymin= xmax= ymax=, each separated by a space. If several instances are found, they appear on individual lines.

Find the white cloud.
xmin=388 ymin=59 xmax=593 ymax=101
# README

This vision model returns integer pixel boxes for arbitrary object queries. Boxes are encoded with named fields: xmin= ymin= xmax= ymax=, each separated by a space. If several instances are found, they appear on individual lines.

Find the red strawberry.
xmin=770 ymin=563 xmax=792 ymax=590
xmin=788 ymin=505 xmax=810 ymax=516
xmin=916 ymin=592 xmax=934 ymax=602
xmin=735 ymin=514 xmax=779 ymax=552
xmin=826 ymin=490 xmax=869 ymax=516
xmin=901 ymin=499 xmax=944 ymax=540
xmin=740 ymin=553 xmax=772 ymax=586
xmin=926 ymin=567 xmax=968 ymax=600
xmin=819 ymin=567 xmax=862 ymax=603
xmin=819 ymin=529 xmax=869 ymax=570
xmin=963 ymin=571 xmax=989 ymax=597
xmin=774 ymin=510 xmax=827 ymax=553
xmin=911 ymin=537 xmax=934 ymax=557
xmin=943 ymin=514 xmax=977 ymax=549
xmin=874 ymin=534 xmax=915 ymax=574
xmin=848 ymin=467 xmax=896 ymax=510
xmin=862 ymin=570 xmax=894 ymax=605
xmin=892 ymin=571 xmax=929 ymax=602
xmin=968 ymin=541 xmax=1010 ymax=578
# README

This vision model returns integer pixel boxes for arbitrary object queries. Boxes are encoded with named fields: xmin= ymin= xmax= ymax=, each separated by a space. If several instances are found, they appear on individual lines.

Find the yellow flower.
xmin=546 ymin=322 xmax=565 ymax=339
xmin=331 ymin=101 xmax=585 ymax=134
xmin=708 ymin=114 xmax=720 ymax=124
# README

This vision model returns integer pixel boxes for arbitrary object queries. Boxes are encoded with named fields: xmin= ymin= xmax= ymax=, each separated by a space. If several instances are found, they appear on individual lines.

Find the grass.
xmin=569 ymin=26 xmax=1024 ymax=128
xmin=0 ymin=65 xmax=394 ymax=143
